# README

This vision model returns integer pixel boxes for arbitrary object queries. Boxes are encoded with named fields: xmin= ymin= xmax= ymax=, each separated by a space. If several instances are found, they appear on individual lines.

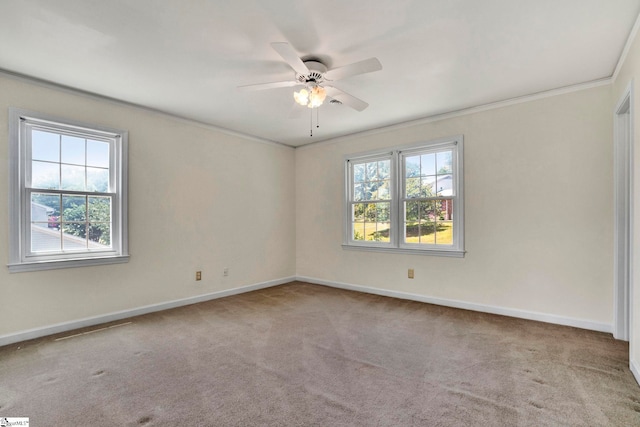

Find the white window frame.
xmin=343 ymin=135 xmax=464 ymax=257
xmin=8 ymin=108 xmax=129 ymax=272
xmin=344 ymin=151 xmax=397 ymax=250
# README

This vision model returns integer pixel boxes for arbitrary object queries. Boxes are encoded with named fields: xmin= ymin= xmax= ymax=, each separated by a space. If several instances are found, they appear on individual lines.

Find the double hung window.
xmin=8 ymin=108 xmax=129 ymax=272
xmin=344 ymin=136 xmax=464 ymax=257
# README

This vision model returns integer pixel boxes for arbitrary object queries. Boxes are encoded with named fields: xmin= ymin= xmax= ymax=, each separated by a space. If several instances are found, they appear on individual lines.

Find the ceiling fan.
xmin=239 ymin=42 xmax=382 ymax=112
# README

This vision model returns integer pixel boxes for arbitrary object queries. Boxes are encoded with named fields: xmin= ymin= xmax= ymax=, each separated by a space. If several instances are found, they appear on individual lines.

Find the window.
xmin=344 ymin=136 xmax=464 ymax=257
xmin=8 ymin=108 xmax=129 ymax=272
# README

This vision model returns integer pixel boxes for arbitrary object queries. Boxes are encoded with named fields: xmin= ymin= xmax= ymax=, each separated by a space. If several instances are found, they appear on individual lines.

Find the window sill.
xmin=8 ymin=254 xmax=130 ymax=273
xmin=342 ymin=244 xmax=465 ymax=258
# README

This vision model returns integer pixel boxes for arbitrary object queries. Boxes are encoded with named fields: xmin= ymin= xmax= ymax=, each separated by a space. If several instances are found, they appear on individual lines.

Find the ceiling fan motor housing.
xmin=296 ymin=61 xmax=327 ymax=84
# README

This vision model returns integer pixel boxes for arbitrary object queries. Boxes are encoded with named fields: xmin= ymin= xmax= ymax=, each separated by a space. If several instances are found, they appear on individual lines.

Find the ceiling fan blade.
xmin=324 ymin=57 xmax=382 ymax=81
xmin=324 ymin=86 xmax=369 ymax=111
xmin=271 ymin=42 xmax=309 ymax=75
xmin=238 ymin=80 xmax=300 ymax=91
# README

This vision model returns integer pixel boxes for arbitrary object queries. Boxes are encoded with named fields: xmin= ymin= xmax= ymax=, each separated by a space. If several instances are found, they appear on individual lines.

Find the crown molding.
xmin=0 ymin=68 xmax=294 ymax=150
xmin=1 ymin=67 xmax=613 ymax=152
xmin=297 ymin=77 xmax=612 ymax=150
xmin=612 ymin=11 xmax=640 ymax=83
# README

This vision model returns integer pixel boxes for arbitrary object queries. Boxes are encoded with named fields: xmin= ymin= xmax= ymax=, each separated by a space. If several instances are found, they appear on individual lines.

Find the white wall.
xmin=0 ymin=74 xmax=296 ymax=339
xmin=613 ymin=19 xmax=640 ymax=382
xmin=296 ymin=85 xmax=613 ymax=330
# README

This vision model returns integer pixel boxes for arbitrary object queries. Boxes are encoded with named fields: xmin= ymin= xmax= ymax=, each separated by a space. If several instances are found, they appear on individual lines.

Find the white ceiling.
xmin=1 ymin=0 xmax=639 ymax=147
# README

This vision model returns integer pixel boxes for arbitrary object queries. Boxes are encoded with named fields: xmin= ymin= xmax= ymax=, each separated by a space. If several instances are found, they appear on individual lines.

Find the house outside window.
xmin=8 ymin=108 xmax=129 ymax=272
xmin=344 ymin=136 xmax=464 ymax=257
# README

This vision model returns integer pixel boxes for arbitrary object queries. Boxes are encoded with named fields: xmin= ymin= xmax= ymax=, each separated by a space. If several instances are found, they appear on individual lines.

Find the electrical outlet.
xmin=223 ymin=267 xmax=229 ymax=277
xmin=196 ymin=271 xmax=202 ymax=281
xmin=408 ymin=269 xmax=414 ymax=279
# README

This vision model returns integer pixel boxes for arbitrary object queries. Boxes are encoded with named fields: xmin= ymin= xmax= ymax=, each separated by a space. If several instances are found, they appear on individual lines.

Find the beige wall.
xmin=0 ymin=53 xmax=624 ymax=350
xmin=0 ymin=74 xmax=296 ymax=337
xmin=296 ymin=85 xmax=613 ymax=328
xmin=613 ymin=23 xmax=640 ymax=378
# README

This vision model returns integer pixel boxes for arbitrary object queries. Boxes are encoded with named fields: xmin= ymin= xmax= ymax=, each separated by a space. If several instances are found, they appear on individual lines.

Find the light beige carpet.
xmin=0 ymin=282 xmax=639 ymax=426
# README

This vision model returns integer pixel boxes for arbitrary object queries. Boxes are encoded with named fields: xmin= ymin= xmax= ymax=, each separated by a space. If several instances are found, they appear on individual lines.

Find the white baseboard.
xmin=0 ymin=276 xmax=295 ymax=347
xmin=296 ymin=276 xmax=613 ymax=334
xmin=0 ymin=275 xmax=614 ymax=347
xmin=631 ymin=358 xmax=640 ymax=386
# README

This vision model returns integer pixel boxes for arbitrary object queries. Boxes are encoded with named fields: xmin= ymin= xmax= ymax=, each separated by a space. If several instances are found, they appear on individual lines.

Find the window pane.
xmin=437 ymin=150 xmax=453 ymax=174
xmin=405 ymin=201 xmax=438 ymax=244
xmin=89 ymin=223 xmax=111 ymax=247
xmin=31 ymin=224 xmax=61 ymax=252
xmin=436 ymin=200 xmax=454 ymax=245
xmin=378 ymin=160 xmax=390 ymax=179
xmin=405 ymin=201 xmax=419 ymax=222
xmin=406 ymin=177 xmax=420 ymax=198
xmin=354 ymin=183 xmax=364 ymax=201
xmin=32 ymin=130 xmax=59 ymax=162
xmin=61 ymin=135 xmax=85 ymax=165
xmin=404 ymin=221 xmax=420 ymax=244
xmin=419 ymin=201 xmax=436 ymax=244
xmin=365 ymin=221 xmax=389 ymax=242
xmin=421 ymin=153 xmax=436 ymax=176
xmin=364 ymin=203 xmax=376 ymax=222
xmin=31 ymin=193 xmax=60 ymax=227
xmin=374 ymin=222 xmax=391 ymax=242
xmin=373 ymin=179 xmax=391 ymax=200
xmin=32 ymin=161 xmax=60 ymax=189
xmin=61 ymin=164 xmax=85 ymax=191
xmin=87 ymin=139 xmax=109 ymax=167
xmin=421 ymin=177 xmax=436 ymax=197
xmin=31 ymin=192 xmax=62 ymax=252
xmin=62 ymin=228 xmax=88 ymax=250
xmin=89 ymin=196 xmax=111 ymax=223
xmin=366 ymin=162 xmax=378 ymax=181
xmin=87 ymin=167 xmax=109 ymax=192
xmin=436 ymin=174 xmax=453 ymax=196
xmin=360 ymin=182 xmax=377 ymax=201
xmin=419 ymin=200 xmax=436 ymax=222
xmin=406 ymin=156 xmax=420 ymax=177
xmin=376 ymin=203 xmax=390 ymax=222
xmin=353 ymin=203 xmax=365 ymax=222
xmin=353 ymin=163 xmax=365 ymax=183
xmin=62 ymin=195 xmax=87 ymax=222
xmin=372 ymin=202 xmax=391 ymax=242
xmin=353 ymin=222 xmax=365 ymax=241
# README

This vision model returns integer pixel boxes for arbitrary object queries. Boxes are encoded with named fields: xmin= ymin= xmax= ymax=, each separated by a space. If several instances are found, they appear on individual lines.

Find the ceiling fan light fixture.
xmin=293 ymin=88 xmax=309 ymax=106
xmin=296 ymin=85 xmax=327 ymax=108
xmin=308 ymin=85 xmax=326 ymax=108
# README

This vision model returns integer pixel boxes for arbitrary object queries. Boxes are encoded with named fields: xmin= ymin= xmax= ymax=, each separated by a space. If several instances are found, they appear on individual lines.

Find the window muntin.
xmin=344 ymin=137 xmax=463 ymax=256
xmin=9 ymin=109 xmax=129 ymax=272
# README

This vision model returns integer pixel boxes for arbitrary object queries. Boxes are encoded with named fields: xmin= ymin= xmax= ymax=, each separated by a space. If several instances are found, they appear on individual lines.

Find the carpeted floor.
xmin=1 ymin=281 xmax=639 ymax=426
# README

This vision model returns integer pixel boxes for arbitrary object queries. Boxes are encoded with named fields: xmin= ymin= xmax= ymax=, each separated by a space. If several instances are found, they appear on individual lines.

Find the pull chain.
xmin=309 ymin=107 xmax=321 ymax=137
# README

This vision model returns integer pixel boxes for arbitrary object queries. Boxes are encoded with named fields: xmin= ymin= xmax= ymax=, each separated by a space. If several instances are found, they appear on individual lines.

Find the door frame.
xmin=614 ymin=80 xmax=634 ymax=341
